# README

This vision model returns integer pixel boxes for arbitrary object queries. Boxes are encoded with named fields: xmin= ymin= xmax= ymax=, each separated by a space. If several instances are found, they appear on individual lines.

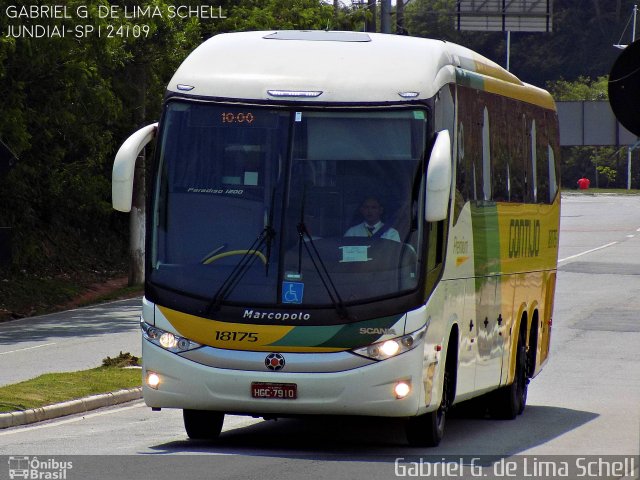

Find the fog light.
xmin=147 ymin=372 xmax=161 ymax=389
xmin=394 ymin=381 xmax=411 ymax=399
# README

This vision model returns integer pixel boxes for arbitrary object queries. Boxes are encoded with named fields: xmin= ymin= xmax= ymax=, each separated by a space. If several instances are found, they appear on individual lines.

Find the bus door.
xmin=457 ymin=277 xmax=478 ymax=398
xmin=473 ymin=275 xmax=503 ymax=391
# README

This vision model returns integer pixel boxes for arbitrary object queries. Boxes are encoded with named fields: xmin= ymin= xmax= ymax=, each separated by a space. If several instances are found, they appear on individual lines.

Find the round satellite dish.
xmin=609 ymin=40 xmax=640 ymax=136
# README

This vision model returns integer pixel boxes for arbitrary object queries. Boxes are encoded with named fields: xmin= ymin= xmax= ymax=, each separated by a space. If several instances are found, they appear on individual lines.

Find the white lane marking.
xmin=0 ymin=343 xmax=57 ymax=355
xmin=0 ymin=402 xmax=146 ymax=436
xmin=558 ymin=242 xmax=618 ymax=263
xmin=627 ymin=235 xmax=635 ymax=238
xmin=637 ymin=227 xmax=640 ymax=232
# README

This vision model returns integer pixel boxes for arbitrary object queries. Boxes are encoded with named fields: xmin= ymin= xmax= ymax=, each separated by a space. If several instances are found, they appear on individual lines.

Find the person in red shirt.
xmin=577 ymin=176 xmax=591 ymax=190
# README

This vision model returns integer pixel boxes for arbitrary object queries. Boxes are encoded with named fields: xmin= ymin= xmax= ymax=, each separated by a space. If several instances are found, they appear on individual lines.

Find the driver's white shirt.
xmin=344 ymin=221 xmax=400 ymax=242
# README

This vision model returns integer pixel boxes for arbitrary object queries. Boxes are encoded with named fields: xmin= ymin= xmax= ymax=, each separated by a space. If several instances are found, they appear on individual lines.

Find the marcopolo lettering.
xmin=243 ymin=309 xmax=311 ymax=321
xmin=508 ymin=219 xmax=541 ymax=258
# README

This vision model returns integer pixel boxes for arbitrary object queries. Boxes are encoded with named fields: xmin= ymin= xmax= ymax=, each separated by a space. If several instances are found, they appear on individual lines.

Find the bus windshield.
xmin=151 ymin=101 xmax=427 ymax=309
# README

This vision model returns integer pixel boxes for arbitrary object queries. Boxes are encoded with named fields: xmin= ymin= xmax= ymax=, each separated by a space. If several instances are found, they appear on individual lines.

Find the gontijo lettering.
xmin=509 ymin=218 xmax=541 ymax=258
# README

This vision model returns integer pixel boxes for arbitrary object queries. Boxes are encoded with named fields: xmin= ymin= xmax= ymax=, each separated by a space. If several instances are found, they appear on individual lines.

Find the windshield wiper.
xmin=296 ymin=192 xmax=349 ymax=320
xmin=206 ymin=226 xmax=274 ymax=314
xmin=207 ymin=190 xmax=278 ymax=313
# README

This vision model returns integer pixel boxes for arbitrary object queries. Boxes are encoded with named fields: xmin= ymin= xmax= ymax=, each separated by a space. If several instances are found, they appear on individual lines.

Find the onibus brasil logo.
xmin=7 ymin=456 xmax=73 ymax=479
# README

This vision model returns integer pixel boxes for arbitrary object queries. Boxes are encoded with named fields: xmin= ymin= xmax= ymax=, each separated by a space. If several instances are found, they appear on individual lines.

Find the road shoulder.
xmin=0 ymin=387 xmax=142 ymax=429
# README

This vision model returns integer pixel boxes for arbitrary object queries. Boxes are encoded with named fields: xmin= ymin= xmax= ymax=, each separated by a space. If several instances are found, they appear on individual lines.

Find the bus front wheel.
xmin=183 ymin=409 xmax=225 ymax=440
xmin=405 ymin=364 xmax=452 ymax=447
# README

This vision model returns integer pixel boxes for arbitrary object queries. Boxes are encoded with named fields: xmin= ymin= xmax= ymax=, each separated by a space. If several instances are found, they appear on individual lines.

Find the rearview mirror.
xmin=425 ymin=130 xmax=452 ymax=222
xmin=112 ymin=123 xmax=158 ymax=212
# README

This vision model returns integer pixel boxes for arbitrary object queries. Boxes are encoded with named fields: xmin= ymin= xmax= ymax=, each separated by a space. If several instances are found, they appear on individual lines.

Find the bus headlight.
xmin=141 ymin=320 xmax=201 ymax=353
xmin=159 ymin=332 xmax=177 ymax=349
xmin=352 ymin=326 xmax=426 ymax=361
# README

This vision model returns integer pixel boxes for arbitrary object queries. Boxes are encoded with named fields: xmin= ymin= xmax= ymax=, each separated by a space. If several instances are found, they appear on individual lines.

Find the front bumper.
xmin=142 ymin=339 xmax=436 ymax=417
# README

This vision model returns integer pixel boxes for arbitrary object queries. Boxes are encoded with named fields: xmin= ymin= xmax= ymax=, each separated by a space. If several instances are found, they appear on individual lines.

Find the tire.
xmin=406 ymin=362 xmax=452 ymax=447
xmin=183 ymin=409 xmax=225 ymax=440
xmin=490 ymin=332 xmax=528 ymax=420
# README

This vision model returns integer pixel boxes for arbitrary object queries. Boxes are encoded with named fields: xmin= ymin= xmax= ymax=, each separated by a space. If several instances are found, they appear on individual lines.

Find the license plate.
xmin=251 ymin=382 xmax=297 ymax=400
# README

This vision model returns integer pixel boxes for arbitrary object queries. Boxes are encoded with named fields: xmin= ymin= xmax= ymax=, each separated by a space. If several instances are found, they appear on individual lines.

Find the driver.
xmin=344 ymin=197 xmax=400 ymax=242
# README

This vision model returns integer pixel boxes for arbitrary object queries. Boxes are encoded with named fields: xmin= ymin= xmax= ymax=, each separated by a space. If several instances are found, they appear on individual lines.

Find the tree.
xmin=404 ymin=0 xmax=640 ymax=87
xmin=0 ymin=0 xmax=124 ymax=271
xmin=106 ymin=0 xmax=205 ymax=285
xmin=221 ymin=0 xmax=334 ymax=30
xmin=0 ymin=0 xmax=205 ymax=276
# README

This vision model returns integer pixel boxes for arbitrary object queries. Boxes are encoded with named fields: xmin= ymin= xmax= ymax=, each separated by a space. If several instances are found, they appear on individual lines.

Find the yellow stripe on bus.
xmin=483 ymin=76 xmax=556 ymax=111
xmin=158 ymin=306 xmax=345 ymax=352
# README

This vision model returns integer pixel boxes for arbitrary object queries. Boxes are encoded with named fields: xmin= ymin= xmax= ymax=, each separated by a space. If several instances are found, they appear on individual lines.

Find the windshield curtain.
xmin=151 ymin=102 xmax=427 ymax=307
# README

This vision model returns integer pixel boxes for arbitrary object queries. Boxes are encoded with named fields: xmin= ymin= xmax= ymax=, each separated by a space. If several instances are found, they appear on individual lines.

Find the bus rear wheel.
xmin=183 ymin=409 xmax=225 ymax=440
xmin=490 ymin=332 xmax=528 ymax=419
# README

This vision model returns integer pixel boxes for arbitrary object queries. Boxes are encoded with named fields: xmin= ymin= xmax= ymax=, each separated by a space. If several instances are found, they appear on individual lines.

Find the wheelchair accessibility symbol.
xmin=282 ymin=281 xmax=304 ymax=304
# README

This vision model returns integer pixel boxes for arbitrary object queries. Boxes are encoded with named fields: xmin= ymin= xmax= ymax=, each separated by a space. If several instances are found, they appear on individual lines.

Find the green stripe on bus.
xmin=456 ymin=68 xmax=485 ymax=90
xmin=267 ymin=314 xmax=404 ymax=349
xmin=472 ymin=203 xmax=501 ymax=277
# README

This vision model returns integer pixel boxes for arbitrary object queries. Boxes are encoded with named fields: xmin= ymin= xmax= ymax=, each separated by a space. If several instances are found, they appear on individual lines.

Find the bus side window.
xmin=548 ymin=144 xmax=558 ymax=202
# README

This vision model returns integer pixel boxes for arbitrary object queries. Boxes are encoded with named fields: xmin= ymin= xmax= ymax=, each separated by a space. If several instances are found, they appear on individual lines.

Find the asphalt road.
xmin=0 ymin=298 xmax=141 ymax=386
xmin=0 ymin=194 xmax=638 ymax=480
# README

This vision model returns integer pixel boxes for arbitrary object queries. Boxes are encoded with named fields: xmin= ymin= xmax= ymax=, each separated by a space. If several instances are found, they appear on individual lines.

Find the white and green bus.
xmin=113 ymin=31 xmax=560 ymax=447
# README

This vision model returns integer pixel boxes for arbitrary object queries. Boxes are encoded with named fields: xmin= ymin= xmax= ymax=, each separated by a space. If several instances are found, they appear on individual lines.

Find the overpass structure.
xmin=556 ymin=101 xmax=639 ymax=189
xmin=556 ymin=101 xmax=637 ymax=147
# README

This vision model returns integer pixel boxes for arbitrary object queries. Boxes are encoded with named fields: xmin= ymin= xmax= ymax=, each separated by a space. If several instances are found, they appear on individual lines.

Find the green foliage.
xmin=403 ymin=0 xmax=638 ymax=88
xmin=546 ymin=76 xmax=609 ymax=101
xmin=0 ymin=0 xmax=359 ymax=281
xmin=222 ymin=0 xmax=334 ymax=31
xmin=0 ymin=0 xmax=211 ymax=275
xmin=596 ymin=166 xmax=617 ymax=187
xmin=406 ymin=0 xmax=462 ymax=40
xmin=102 ymin=351 xmax=140 ymax=367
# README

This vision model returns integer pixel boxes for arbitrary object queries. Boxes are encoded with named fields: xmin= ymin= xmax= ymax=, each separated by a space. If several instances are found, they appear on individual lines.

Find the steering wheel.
xmin=202 ymin=249 xmax=267 ymax=265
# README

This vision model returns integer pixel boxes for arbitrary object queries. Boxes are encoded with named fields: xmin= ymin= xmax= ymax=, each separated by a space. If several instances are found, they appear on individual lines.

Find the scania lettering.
xmin=359 ymin=328 xmax=397 ymax=335
xmin=112 ymin=31 xmax=560 ymax=446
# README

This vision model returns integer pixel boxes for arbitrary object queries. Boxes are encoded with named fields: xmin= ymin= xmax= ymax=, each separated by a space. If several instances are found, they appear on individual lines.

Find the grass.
xmin=0 ymin=366 xmax=142 ymax=413
xmin=0 ymin=265 xmax=144 ymax=415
